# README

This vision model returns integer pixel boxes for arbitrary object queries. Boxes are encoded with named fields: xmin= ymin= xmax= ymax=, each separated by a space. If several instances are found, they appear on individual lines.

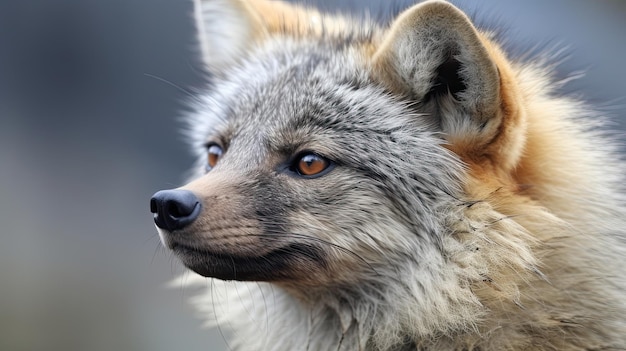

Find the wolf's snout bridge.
xmin=150 ymin=189 xmax=201 ymax=231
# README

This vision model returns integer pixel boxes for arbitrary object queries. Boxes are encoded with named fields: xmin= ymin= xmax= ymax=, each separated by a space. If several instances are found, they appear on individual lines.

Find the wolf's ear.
xmin=373 ymin=1 xmax=503 ymax=143
xmin=193 ymin=0 xmax=267 ymax=71
xmin=194 ymin=0 xmax=326 ymax=71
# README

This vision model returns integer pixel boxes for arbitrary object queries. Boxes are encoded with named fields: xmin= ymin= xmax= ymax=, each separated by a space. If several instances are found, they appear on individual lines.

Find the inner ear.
xmin=426 ymin=51 xmax=467 ymax=103
xmin=372 ymin=1 xmax=528 ymax=172
xmin=372 ymin=1 xmax=501 ymax=136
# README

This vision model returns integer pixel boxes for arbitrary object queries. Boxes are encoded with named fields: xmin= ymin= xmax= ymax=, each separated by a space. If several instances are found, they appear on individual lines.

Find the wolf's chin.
xmin=171 ymin=242 xmax=325 ymax=281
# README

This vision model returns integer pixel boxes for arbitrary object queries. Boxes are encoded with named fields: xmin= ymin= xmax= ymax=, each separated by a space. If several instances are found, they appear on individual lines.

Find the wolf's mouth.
xmin=171 ymin=242 xmax=325 ymax=281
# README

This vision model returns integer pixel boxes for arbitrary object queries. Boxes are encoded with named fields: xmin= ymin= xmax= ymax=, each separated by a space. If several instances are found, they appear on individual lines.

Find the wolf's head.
xmin=151 ymin=0 xmax=524 ymax=327
xmin=150 ymin=1 xmax=626 ymax=349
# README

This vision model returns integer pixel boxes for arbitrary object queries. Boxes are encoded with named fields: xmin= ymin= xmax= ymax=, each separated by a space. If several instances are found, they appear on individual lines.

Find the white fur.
xmin=165 ymin=1 xmax=626 ymax=350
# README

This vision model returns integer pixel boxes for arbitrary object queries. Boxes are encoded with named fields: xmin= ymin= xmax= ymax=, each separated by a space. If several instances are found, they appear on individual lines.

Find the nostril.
xmin=150 ymin=198 xmax=158 ymax=214
xmin=150 ymin=189 xmax=202 ymax=231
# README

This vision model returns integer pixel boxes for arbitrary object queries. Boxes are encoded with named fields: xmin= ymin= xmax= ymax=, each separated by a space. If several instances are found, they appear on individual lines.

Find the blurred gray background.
xmin=0 ymin=1 xmax=624 ymax=350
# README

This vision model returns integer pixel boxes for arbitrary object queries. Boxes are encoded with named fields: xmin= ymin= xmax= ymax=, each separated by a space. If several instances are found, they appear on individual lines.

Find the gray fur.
xmin=185 ymin=36 xmax=477 ymax=350
xmin=155 ymin=1 xmax=626 ymax=350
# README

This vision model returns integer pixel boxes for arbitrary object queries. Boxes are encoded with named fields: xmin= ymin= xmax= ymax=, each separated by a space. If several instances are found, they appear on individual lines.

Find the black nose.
xmin=150 ymin=189 xmax=201 ymax=231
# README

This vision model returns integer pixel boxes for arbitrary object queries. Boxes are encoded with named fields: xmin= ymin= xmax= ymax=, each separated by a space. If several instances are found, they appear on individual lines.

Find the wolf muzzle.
xmin=150 ymin=189 xmax=201 ymax=232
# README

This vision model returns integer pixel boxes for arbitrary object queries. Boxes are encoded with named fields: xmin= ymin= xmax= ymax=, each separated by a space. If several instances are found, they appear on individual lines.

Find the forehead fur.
xmin=189 ymin=35 xmax=463 ymax=186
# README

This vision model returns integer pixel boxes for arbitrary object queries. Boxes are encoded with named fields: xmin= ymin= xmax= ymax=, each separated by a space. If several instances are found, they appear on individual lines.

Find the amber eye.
xmin=206 ymin=144 xmax=223 ymax=171
xmin=295 ymin=153 xmax=330 ymax=176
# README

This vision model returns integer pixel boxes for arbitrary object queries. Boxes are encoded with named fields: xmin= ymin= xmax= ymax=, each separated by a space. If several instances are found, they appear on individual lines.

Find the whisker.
xmin=255 ymin=282 xmax=271 ymax=347
xmin=143 ymin=73 xmax=195 ymax=97
xmin=150 ymin=242 xmax=163 ymax=266
xmin=234 ymin=282 xmax=258 ymax=328
xmin=211 ymin=279 xmax=235 ymax=351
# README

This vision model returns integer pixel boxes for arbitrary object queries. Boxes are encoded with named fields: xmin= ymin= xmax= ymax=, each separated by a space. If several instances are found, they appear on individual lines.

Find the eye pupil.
xmin=206 ymin=144 xmax=223 ymax=171
xmin=297 ymin=153 xmax=329 ymax=176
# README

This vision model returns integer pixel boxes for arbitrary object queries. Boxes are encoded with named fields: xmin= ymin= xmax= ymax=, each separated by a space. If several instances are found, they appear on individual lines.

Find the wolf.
xmin=149 ymin=0 xmax=626 ymax=349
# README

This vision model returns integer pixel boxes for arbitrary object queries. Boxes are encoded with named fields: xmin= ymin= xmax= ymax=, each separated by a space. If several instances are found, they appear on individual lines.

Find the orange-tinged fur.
xmin=177 ymin=0 xmax=626 ymax=349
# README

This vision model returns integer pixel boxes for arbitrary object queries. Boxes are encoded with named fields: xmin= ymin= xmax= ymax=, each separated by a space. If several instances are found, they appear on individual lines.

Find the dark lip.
xmin=170 ymin=242 xmax=324 ymax=281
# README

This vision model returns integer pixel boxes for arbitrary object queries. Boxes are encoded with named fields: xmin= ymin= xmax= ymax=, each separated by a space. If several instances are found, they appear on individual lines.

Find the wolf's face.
xmin=154 ymin=41 xmax=462 ymax=288
xmin=152 ymin=0 xmax=522 ymax=293
xmin=150 ymin=1 xmax=626 ymax=348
